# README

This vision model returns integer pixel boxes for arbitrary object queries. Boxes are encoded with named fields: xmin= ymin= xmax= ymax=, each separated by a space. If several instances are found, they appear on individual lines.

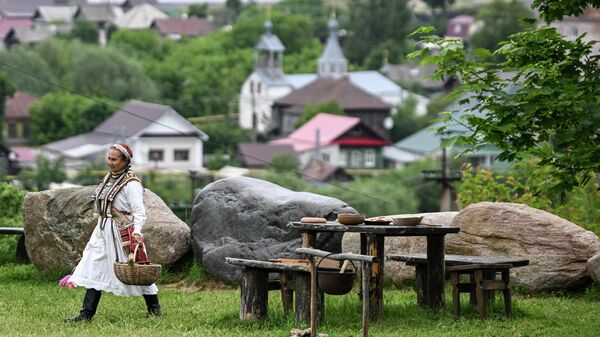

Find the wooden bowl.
xmin=337 ymin=213 xmax=365 ymax=225
xmin=391 ymin=215 xmax=423 ymax=226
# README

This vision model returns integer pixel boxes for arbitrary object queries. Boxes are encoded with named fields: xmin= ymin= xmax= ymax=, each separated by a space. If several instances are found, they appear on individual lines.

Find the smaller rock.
xmin=587 ymin=252 xmax=600 ymax=283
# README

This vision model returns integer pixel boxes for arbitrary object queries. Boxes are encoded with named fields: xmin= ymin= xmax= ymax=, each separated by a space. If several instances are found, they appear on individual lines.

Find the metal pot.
xmin=317 ymin=267 xmax=356 ymax=295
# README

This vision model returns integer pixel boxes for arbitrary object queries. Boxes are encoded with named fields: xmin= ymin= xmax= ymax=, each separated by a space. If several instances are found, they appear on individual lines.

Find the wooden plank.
xmin=288 ymin=222 xmax=460 ymax=236
xmin=447 ymin=264 xmax=512 ymax=272
xmin=225 ymin=257 xmax=309 ymax=272
xmin=0 ymin=227 xmax=24 ymax=234
xmin=387 ymin=253 xmax=529 ymax=267
xmin=295 ymin=247 xmax=377 ymax=263
xmin=367 ymin=235 xmax=384 ymax=319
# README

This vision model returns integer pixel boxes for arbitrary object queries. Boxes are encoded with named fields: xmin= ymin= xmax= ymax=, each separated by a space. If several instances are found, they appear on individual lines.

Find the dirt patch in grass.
xmin=163 ymin=279 xmax=236 ymax=292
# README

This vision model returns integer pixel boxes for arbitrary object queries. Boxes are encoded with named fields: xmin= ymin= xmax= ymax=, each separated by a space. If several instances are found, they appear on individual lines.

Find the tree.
xmin=295 ymin=101 xmax=344 ymax=128
xmin=344 ymin=0 xmax=413 ymax=66
xmin=69 ymin=20 xmax=100 ymax=44
xmin=410 ymin=0 xmax=600 ymax=192
xmin=17 ymin=154 xmax=66 ymax=190
xmin=188 ymin=4 xmax=208 ymax=18
xmin=0 ymin=72 xmax=16 ymax=144
xmin=274 ymin=0 xmax=331 ymax=41
xmin=29 ymin=92 xmax=113 ymax=145
xmin=389 ymin=95 xmax=433 ymax=142
xmin=469 ymin=0 xmax=536 ymax=52
xmin=0 ymin=47 xmax=57 ymax=96
xmin=108 ymin=29 xmax=166 ymax=60
xmin=65 ymin=45 xmax=159 ymax=101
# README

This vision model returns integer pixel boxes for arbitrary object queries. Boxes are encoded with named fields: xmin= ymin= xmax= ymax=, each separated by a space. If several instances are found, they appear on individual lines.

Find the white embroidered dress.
xmin=70 ymin=180 xmax=158 ymax=296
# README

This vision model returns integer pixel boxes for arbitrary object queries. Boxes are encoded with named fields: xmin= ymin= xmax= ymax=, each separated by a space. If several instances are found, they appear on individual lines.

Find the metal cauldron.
xmin=316 ymin=258 xmax=357 ymax=295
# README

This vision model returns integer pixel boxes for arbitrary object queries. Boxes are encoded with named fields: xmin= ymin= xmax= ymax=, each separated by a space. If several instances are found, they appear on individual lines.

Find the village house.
xmin=238 ymin=16 xmax=429 ymax=136
xmin=270 ymin=112 xmax=389 ymax=169
xmin=42 ymin=99 xmax=208 ymax=173
xmin=3 ymin=91 xmax=37 ymax=146
xmin=152 ymin=16 xmax=214 ymax=40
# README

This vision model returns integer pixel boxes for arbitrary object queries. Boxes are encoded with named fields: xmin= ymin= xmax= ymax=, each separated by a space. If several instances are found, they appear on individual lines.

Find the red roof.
xmin=444 ymin=15 xmax=474 ymax=39
xmin=334 ymin=137 xmax=389 ymax=147
xmin=271 ymin=113 xmax=387 ymax=152
xmin=153 ymin=17 xmax=214 ymax=37
xmin=0 ymin=18 xmax=32 ymax=38
xmin=4 ymin=91 xmax=38 ymax=119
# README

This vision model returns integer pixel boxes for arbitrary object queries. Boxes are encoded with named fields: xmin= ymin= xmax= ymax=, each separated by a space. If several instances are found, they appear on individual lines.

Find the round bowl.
xmin=364 ymin=216 xmax=391 ymax=226
xmin=337 ymin=213 xmax=365 ymax=225
xmin=391 ymin=215 xmax=423 ymax=226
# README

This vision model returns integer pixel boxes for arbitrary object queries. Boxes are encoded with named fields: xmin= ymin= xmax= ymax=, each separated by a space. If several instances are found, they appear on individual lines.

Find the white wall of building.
xmin=238 ymin=72 xmax=292 ymax=133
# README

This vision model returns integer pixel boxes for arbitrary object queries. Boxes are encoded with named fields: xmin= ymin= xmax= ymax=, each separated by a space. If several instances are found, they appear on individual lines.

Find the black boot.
xmin=143 ymin=294 xmax=161 ymax=317
xmin=65 ymin=288 xmax=102 ymax=323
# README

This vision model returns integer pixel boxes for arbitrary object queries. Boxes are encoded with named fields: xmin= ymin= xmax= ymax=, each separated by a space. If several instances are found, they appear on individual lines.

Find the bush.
xmin=457 ymin=159 xmax=600 ymax=235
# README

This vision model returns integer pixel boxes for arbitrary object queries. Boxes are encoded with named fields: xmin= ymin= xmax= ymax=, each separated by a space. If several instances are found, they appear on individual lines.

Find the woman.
xmin=64 ymin=143 xmax=160 ymax=323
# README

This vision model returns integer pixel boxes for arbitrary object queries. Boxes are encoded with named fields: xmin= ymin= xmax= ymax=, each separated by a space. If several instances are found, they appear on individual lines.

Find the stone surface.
xmin=22 ymin=186 xmax=190 ymax=270
xmin=342 ymin=212 xmax=458 ymax=283
xmin=446 ymin=202 xmax=600 ymax=292
xmin=190 ymin=176 xmax=357 ymax=283
xmin=587 ymin=252 xmax=600 ymax=284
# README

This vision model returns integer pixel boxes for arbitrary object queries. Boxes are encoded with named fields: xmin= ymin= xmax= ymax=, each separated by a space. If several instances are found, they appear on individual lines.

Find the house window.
xmin=8 ymin=121 xmax=17 ymax=138
xmin=340 ymin=150 xmax=348 ymax=166
xmin=174 ymin=149 xmax=189 ymax=161
xmin=364 ymin=150 xmax=376 ymax=168
xmin=571 ymin=26 xmax=578 ymax=36
xmin=149 ymin=149 xmax=164 ymax=162
xmin=257 ymin=82 xmax=262 ymax=94
xmin=350 ymin=150 xmax=362 ymax=168
xmin=250 ymin=81 xmax=254 ymax=94
xmin=321 ymin=153 xmax=330 ymax=163
xmin=23 ymin=121 xmax=29 ymax=138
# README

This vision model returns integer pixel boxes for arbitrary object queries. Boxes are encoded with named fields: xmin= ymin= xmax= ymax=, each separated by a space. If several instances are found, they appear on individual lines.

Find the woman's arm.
xmin=124 ymin=181 xmax=147 ymax=236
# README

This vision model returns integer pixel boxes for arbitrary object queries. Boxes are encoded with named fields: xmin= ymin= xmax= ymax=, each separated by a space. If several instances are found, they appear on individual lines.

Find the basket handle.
xmin=315 ymin=253 xmax=356 ymax=273
xmin=127 ymin=243 xmax=142 ymax=266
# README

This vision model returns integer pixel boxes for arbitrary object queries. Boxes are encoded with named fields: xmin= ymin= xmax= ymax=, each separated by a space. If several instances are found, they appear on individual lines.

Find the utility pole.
xmin=423 ymin=132 xmax=460 ymax=211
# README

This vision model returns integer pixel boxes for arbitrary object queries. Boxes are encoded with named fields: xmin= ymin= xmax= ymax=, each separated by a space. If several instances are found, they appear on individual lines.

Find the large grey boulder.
xmin=342 ymin=212 xmax=458 ymax=283
xmin=22 ymin=186 xmax=190 ymax=271
xmin=446 ymin=202 xmax=600 ymax=292
xmin=190 ymin=176 xmax=357 ymax=283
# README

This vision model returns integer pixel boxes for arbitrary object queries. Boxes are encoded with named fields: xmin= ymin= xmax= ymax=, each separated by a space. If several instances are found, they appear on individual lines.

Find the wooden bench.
xmin=0 ymin=227 xmax=28 ymax=261
xmin=225 ymin=257 xmax=314 ymax=322
xmin=448 ymin=263 xmax=513 ymax=320
xmin=386 ymin=253 xmax=529 ymax=307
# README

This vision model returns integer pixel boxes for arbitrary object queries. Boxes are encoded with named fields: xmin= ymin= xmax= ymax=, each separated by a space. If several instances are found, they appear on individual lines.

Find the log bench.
xmin=0 ymin=227 xmax=28 ymax=261
xmin=386 ymin=253 xmax=529 ymax=307
xmin=225 ymin=257 xmax=315 ymax=322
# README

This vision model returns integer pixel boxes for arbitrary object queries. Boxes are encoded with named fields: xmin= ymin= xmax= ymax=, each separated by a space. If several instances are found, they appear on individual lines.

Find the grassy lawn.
xmin=1 ymin=262 xmax=599 ymax=337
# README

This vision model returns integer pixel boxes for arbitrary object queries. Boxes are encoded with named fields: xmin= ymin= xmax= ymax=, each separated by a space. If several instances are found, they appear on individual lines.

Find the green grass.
xmin=1 ymin=263 xmax=599 ymax=337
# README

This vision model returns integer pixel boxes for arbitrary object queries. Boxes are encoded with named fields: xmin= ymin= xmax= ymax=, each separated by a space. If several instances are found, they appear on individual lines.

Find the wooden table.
xmin=288 ymin=221 xmax=460 ymax=319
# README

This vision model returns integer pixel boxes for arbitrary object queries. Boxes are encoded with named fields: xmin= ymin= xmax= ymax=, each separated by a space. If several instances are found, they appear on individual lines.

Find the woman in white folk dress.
xmin=64 ymin=143 xmax=160 ymax=323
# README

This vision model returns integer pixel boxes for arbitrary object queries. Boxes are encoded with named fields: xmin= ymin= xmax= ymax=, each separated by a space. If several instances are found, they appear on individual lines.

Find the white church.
xmin=238 ymin=15 xmax=429 ymax=135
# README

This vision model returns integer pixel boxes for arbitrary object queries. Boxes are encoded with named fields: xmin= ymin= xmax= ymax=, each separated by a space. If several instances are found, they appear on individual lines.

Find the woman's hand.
xmin=132 ymin=232 xmax=144 ymax=245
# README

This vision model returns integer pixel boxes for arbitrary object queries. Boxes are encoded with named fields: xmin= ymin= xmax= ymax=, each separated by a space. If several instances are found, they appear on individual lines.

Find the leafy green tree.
xmin=389 ymin=95 xmax=433 ymax=142
xmin=69 ymin=20 xmax=99 ymax=44
xmin=345 ymin=0 xmax=413 ymax=66
xmin=295 ymin=101 xmax=344 ymax=128
xmin=469 ymin=0 xmax=536 ymax=51
xmin=268 ymin=153 xmax=300 ymax=174
xmin=274 ymin=0 xmax=331 ymax=41
xmin=199 ymin=119 xmax=252 ymax=154
xmin=29 ymin=92 xmax=113 ymax=145
xmin=458 ymin=160 xmax=600 ymax=234
xmin=108 ymin=29 xmax=166 ymax=60
xmin=410 ymin=0 xmax=600 ymax=192
xmin=65 ymin=45 xmax=159 ymax=101
xmin=17 ymin=155 xmax=66 ymax=190
xmin=424 ymin=0 xmax=454 ymax=13
xmin=0 ymin=72 xmax=16 ymax=144
xmin=0 ymin=47 xmax=56 ymax=95
xmin=188 ymin=4 xmax=208 ymax=18
xmin=283 ymin=39 xmax=322 ymax=73
xmin=226 ymin=10 xmax=316 ymax=54
xmin=0 ymin=183 xmax=24 ymax=220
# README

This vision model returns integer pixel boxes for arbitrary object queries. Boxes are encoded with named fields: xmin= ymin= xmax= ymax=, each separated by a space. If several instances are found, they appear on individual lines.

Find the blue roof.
xmin=254 ymin=33 xmax=285 ymax=52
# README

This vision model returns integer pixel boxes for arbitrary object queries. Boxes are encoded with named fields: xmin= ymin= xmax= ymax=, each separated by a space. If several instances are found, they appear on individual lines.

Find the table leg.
xmin=426 ymin=234 xmax=445 ymax=311
xmin=302 ymin=232 xmax=316 ymax=248
xmin=367 ymin=234 xmax=384 ymax=319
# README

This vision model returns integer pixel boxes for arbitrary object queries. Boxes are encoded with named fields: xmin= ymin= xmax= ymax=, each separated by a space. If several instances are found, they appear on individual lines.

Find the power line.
xmin=0 ymin=60 xmax=398 ymax=206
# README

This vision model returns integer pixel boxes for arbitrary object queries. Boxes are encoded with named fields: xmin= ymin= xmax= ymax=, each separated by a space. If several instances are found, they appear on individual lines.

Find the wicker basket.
xmin=113 ymin=244 xmax=161 ymax=286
